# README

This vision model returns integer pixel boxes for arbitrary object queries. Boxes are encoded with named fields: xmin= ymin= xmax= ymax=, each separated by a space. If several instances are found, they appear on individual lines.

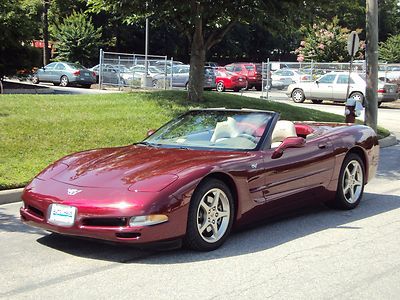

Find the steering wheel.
xmin=237 ymin=133 xmax=257 ymax=143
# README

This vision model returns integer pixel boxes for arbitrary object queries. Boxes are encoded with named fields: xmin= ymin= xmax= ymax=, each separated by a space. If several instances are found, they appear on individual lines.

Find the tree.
xmin=88 ymin=0 xmax=304 ymax=102
xmin=295 ymin=17 xmax=364 ymax=62
xmin=0 ymin=0 xmax=40 ymax=81
xmin=379 ymin=34 xmax=400 ymax=63
xmin=54 ymin=11 xmax=102 ymax=66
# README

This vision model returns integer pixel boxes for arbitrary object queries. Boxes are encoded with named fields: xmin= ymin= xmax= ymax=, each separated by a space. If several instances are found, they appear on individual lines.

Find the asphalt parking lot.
xmin=1 ymin=143 xmax=399 ymax=299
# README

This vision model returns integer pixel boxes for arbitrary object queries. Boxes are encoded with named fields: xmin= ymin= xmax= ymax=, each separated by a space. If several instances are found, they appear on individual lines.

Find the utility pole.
xmin=43 ymin=0 xmax=50 ymax=66
xmin=365 ymin=0 xmax=378 ymax=132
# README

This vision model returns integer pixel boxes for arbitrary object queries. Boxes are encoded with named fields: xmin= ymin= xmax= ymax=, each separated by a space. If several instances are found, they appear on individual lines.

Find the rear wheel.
xmin=32 ymin=75 xmax=39 ymax=84
xmin=82 ymin=84 xmax=91 ymax=89
xmin=60 ymin=75 xmax=69 ymax=87
xmin=292 ymin=88 xmax=305 ymax=103
xmin=152 ymin=79 xmax=158 ymax=88
xmin=184 ymin=179 xmax=234 ymax=251
xmin=255 ymin=85 xmax=262 ymax=91
xmin=378 ymin=102 xmax=382 ymax=108
xmin=216 ymin=81 xmax=225 ymax=92
xmin=331 ymin=153 xmax=365 ymax=210
xmin=312 ymin=100 xmax=323 ymax=104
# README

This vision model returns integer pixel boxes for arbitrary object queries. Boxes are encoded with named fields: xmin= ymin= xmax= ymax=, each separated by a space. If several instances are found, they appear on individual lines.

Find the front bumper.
xmin=20 ymin=179 xmax=188 ymax=244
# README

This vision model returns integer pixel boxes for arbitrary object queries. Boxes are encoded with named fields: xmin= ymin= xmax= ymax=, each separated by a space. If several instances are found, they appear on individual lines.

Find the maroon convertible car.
xmin=21 ymin=109 xmax=379 ymax=251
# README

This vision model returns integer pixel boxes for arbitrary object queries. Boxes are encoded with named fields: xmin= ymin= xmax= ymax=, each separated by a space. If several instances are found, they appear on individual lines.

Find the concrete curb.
xmin=379 ymin=133 xmax=398 ymax=148
xmin=0 ymin=188 xmax=23 ymax=205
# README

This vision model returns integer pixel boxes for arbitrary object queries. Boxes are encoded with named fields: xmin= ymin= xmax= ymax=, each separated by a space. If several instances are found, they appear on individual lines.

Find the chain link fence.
xmin=97 ymin=50 xmax=175 ymax=90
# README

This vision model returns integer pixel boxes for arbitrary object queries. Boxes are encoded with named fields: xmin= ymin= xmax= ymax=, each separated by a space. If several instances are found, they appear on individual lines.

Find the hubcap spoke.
xmin=211 ymin=223 xmax=219 ymax=239
xmin=198 ymin=221 xmax=210 ymax=234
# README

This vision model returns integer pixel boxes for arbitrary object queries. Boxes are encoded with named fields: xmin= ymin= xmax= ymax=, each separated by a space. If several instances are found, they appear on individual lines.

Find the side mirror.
xmin=271 ymin=137 xmax=305 ymax=159
xmin=146 ymin=129 xmax=156 ymax=137
xmin=42 ymin=67 xmax=46 ymax=71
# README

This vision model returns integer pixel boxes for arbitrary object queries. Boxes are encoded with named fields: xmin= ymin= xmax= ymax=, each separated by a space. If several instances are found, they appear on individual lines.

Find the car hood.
xmin=50 ymin=145 xmax=245 ymax=189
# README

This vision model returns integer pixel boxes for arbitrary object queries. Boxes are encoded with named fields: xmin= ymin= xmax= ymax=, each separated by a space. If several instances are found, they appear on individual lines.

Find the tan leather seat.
xmin=271 ymin=120 xmax=297 ymax=148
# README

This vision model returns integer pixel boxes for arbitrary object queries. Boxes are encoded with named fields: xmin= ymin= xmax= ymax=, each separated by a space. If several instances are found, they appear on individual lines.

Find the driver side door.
xmin=310 ymin=73 xmax=337 ymax=100
xmin=259 ymin=136 xmax=335 ymax=213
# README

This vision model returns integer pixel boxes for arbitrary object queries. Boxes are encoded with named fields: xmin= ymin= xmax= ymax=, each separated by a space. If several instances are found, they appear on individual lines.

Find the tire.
xmin=233 ymin=87 xmax=240 ymax=92
xmin=185 ymin=82 xmax=189 ymax=90
xmin=331 ymin=153 xmax=365 ymax=210
xmin=255 ymin=85 xmax=262 ymax=91
xmin=378 ymin=102 xmax=382 ymax=108
xmin=292 ymin=88 xmax=305 ymax=103
xmin=82 ymin=84 xmax=91 ymax=89
xmin=184 ymin=179 xmax=234 ymax=251
xmin=32 ymin=75 xmax=39 ymax=84
xmin=60 ymin=75 xmax=69 ymax=87
xmin=152 ymin=79 xmax=158 ymax=88
xmin=216 ymin=81 xmax=225 ymax=92
xmin=312 ymin=100 xmax=323 ymax=104
xmin=349 ymin=92 xmax=364 ymax=104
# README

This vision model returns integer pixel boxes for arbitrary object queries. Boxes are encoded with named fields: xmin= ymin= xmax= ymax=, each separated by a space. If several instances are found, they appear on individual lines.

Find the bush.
xmin=54 ymin=11 xmax=101 ymax=66
xmin=295 ymin=17 xmax=364 ymax=62
xmin=379 ymin=34 xmax=400 ymax=63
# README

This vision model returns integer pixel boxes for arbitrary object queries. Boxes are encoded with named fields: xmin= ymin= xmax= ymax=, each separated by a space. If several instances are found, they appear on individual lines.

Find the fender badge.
xmin=67 ymin=188 xmax=82 ymax=196
xmin=251 ymin=163 xmax=258 ymax=169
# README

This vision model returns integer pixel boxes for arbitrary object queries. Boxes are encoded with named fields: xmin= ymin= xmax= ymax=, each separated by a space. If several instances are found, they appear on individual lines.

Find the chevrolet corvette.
xmin=20 ymin=109 xmax=379 ymax=251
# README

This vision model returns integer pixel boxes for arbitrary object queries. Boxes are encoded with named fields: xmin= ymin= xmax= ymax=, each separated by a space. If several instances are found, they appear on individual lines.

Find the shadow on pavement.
xmin=35 ymin=192 xmax=400 ymax=264
xmin=0 ymin=207 xmax=46 ymax=235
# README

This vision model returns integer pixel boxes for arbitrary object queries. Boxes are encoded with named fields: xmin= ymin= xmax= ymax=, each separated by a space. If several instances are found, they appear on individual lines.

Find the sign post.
xmin=345 ymin=31 xmax=360 ymax=100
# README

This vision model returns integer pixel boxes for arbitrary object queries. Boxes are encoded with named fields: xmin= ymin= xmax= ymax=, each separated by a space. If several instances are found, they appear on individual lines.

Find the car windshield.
xmin=142 ymin=110 xmax=274 ymax=150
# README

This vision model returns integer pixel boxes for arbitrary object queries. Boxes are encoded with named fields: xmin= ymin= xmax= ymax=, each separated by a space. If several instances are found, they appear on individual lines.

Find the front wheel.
xmin=184 ymin=179 xmax=234 ymax=251
xmin=331 ymin=153 xmax=365 ymax=210
xmin=60 ymin=75 xmax=69 ymax=87
xmin=216 ymin=81 xmax=225 ymax=92
xmin=292 ymin=88 xmax=305 ymax=103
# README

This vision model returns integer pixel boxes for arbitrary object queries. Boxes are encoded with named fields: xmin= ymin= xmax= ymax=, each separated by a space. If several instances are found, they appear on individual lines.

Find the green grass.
xmin=0 ymin=91 xmax=389 ymax=189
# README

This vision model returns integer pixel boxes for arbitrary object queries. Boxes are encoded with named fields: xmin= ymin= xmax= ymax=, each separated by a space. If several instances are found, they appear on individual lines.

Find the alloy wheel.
xmin=342 ymin=160 xmax=363 ymax=204
xmin=196 ymin=188 xmax=230 ymax=243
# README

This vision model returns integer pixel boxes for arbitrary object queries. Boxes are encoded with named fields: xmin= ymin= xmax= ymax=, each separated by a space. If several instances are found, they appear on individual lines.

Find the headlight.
xmin=129 ymin=215 xmax=168 ymax=227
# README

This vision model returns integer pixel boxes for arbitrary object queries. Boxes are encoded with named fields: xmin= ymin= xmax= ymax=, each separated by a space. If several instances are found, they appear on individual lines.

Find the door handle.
xmin=318 ymin=143 xmax=326 ymax=149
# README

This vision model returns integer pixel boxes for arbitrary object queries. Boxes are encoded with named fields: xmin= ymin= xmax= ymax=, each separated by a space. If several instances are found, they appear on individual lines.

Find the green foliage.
xmin=54 ymin=11 xmax=102 ymax=66
xmin=295 ymin=17 xmax=364 ymax=62
xmin=379 ymin=34 xmax=400 ymax=63
xmin=0 ymin=0 xmax=40 ymax=78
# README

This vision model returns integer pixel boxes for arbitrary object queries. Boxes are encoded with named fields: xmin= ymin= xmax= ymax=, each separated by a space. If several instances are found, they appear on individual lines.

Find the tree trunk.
xmin=43 ymin=0 xmax=50 ymax=66
xmin=188 ymin=2 xmax=205 ymax=102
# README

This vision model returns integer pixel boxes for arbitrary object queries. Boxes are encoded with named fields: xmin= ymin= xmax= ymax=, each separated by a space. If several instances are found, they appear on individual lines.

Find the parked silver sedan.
xmin=287 ymin=72 xmax=398 ymax=107
xmin=32 ymin=62 xmax=96 ymax=88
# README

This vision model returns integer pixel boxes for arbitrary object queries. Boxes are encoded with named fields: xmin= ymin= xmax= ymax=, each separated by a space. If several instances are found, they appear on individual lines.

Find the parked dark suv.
xmin=224 ymin=63 xmax=262 ymax=90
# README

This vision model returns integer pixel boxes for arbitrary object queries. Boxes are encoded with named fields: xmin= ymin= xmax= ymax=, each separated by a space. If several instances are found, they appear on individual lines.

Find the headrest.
xmin=210 ymin=117 xmax=239 ymax=143
xmin=271 ymin=120 xmax=297 ymax=143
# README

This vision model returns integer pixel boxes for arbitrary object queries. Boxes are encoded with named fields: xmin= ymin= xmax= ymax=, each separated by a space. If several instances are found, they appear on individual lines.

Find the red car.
xmin=215 ymin=68 xmax=247 ymax=92
xmin=224 ymin=63 xmax=263 ymax=90
xmin=21 ymin=109 xmax=379 ymax=251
